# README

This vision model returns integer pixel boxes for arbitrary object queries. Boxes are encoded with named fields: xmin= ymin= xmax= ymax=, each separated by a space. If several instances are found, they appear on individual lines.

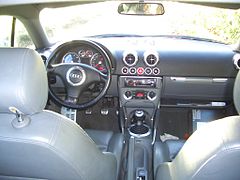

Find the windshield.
xmin=40 ymin=1 xmax=240 ymax=44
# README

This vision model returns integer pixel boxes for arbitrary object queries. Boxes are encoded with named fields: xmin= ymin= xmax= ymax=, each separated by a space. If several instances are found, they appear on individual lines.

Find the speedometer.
xmin=62 ymin=52 xmax=81 ymax=63
xmin=90 ymin=53 xmax=107 ymax=74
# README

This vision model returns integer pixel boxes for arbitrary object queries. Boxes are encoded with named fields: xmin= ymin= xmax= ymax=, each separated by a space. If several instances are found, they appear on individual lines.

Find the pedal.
xmin=85 ymin=108 xmax=92 ymax=115
xmin=61 ymin=106 xmax=77 ymax=122
xmin=101 ymin=108 xmax=109 ymax=115
xmin=100 ymin=97 xmax=115 ymax=116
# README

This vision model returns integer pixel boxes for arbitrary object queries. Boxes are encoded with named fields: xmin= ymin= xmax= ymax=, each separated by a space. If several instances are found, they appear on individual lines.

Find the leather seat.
xmin=85 ymin=129 xmax=124 ymax=178
xmin=0 ymin=48 xmax=123 ymax=180
xmin=153 ymin=139 xmax=185 ymax=175
xmin=155 ymin=71 xmax=240 ymax=180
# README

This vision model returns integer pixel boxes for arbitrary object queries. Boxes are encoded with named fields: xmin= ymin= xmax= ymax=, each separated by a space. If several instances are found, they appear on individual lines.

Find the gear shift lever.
xmin=129 ymin=110 xmax=150 ymax=137
xmin=135 ymin=110 xmax=145 ymax=125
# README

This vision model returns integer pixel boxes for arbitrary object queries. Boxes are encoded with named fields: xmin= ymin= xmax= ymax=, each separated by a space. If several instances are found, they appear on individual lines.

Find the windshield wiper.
xmin=87 ymin=34 xmax=144 ymax=38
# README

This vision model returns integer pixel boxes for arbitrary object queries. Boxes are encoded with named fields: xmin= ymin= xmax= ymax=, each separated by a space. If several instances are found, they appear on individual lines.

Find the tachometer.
xmin=62 ymin=52 xmax=81 ymax=63
xmin=90 ymin=53 xmax=107 ymax=74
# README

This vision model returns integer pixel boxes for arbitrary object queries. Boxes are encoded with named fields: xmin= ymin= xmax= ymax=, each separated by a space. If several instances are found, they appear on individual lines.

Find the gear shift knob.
xmin=135 ymin=110 xmax=144 ymax=118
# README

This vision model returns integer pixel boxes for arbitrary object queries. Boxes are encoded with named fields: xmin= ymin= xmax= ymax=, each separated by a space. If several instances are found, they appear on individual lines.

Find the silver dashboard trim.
xmin=170 ymin=77 xmax=228 ymax=83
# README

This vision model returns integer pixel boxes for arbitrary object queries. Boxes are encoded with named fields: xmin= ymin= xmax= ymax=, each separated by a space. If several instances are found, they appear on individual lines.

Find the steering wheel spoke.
xmin=48 ymin=64 xmax=67 ymax=76
xmin=66 ymin=85 xmax=85 ymax=99
xmin=47 ymin=64 xmax=72 ymax=86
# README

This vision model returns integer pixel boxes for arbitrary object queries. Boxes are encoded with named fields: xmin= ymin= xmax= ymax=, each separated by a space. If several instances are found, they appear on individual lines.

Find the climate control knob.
xmin=124 ymin=91 xmax=132 ymax=100
xmin=147 ymin=91 xmax=156 ymax=101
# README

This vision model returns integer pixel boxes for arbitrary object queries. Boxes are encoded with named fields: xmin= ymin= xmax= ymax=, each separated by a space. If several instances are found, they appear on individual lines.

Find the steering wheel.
xmin=47 ymin=40 xmax=112 ymax=109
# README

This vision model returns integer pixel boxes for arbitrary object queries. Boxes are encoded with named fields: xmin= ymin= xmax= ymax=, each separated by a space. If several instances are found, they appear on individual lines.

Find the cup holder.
xmin=128 ymin=124 xmax=151 ymax=138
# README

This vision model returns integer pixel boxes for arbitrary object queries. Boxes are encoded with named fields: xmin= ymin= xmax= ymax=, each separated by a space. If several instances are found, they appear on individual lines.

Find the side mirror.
xmin=118 ymin=2 xmax=165 ymax=16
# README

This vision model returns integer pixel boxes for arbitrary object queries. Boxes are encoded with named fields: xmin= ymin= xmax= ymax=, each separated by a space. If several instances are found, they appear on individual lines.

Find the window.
xmin=0 ymin=16 xmax=35 ymax=48
xmin=40 ymin=1 xmax=240 ymax=44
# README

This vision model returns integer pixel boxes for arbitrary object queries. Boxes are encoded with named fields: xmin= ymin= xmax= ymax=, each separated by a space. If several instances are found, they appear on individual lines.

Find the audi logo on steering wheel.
xmin=69 ymin=72 xmax=81 ymax=79
xmin=66 ymin=66 xmax=86 ymax=86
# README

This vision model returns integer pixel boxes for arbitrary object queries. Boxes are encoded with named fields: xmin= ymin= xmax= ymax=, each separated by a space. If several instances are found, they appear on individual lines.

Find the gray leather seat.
xmin=85 ymin=129 xmax=124 ymax=178
xmin=155 ymin=71 xmax=240 ymax=180
xmin=154 ymin=139 xmax=185 ymax=175
xmin=0 ymin=48 xmax=123 ymax=180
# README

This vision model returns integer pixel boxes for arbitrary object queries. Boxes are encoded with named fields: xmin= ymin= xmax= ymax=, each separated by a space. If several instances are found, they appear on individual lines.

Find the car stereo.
xmin=124 ymin=77 xmax=157 ymax=88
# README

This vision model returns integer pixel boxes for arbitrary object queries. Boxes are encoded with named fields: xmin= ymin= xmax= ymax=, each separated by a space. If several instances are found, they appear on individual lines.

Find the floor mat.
xmin=46 ymin=98 xmax=120 ymax=133
xmin=77 ymin=107 xmax=120 ymax=132
xmin=157 ymin=108 xmax=192 ymax=139
xmin=157 ymin=105 xmax=236 ymax=140
xmin=77 ymin=97 xmax=120 ymax=133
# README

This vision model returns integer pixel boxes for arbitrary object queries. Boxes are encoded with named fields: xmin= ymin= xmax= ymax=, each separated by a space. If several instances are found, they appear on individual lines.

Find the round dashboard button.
xmin=129 ymin=67 xmax=137 ymax=74
xmin=145 ymin=67 xmax=152 ymax=75
xmin=121 ymin=67 xmax=128 ymax=74
xmin=137 ymin=67 xmax=144 ymax=75
xmin=153 ymin=67 xmax=160 ymax=75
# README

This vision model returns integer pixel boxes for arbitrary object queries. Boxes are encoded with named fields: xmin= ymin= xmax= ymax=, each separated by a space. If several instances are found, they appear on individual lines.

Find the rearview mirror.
xmin=118 ymin=2 xmax=164 ymax=15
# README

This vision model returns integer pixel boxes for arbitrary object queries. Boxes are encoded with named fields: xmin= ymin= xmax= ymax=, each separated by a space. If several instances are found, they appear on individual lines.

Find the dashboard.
xmin=44 ymin=37 xmax=239 ymax=108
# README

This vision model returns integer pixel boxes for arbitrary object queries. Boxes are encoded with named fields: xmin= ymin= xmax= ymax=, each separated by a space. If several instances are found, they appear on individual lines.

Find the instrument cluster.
xmin=61 ymin=47 xmax=107 ymax=74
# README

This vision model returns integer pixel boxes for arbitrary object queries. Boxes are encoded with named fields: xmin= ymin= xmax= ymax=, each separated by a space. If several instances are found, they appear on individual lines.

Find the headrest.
xmin=234 ymin=71 xmax=240 ymax=114
xmin=0 ymin=48 xmax=48 ymax=115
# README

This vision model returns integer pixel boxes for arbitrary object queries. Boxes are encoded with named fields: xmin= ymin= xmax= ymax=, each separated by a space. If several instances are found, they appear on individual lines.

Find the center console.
xmin=118 ymin=76 xmax=162 ymax=180
xmin=119 ymin=76 xmax=162 ymax=136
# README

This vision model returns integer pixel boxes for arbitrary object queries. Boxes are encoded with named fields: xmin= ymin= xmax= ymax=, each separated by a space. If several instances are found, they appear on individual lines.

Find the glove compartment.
xmin=162 ymin=77 xmax=234 ymax=101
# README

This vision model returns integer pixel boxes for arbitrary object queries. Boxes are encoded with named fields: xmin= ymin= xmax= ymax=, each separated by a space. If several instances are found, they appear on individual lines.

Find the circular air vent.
xmin=144 ymin=51 xmax=159 ymax=67
xmin=233 ymin=53 xmax=240 ymax=70
xmin=123 ymin=51 xmax=138 ymax=66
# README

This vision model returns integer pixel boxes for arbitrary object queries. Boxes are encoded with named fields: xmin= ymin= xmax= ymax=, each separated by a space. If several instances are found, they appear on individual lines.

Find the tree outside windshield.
xmin=40 ymin=1 xmax=240 ymax=44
